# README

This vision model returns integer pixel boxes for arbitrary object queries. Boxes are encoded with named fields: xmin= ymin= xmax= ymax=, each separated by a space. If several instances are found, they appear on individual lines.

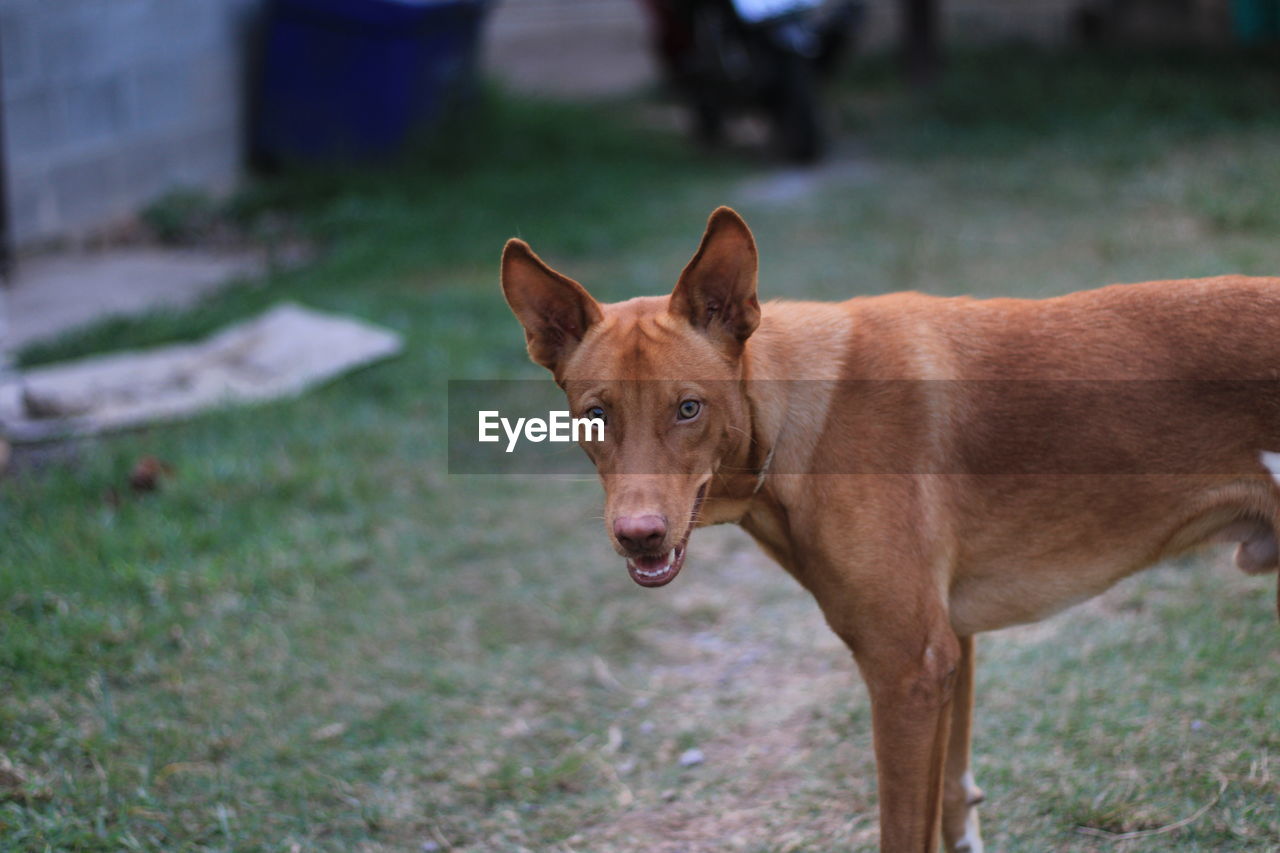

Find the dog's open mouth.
xmin=625 ymin=484 xmax=707 ymax=588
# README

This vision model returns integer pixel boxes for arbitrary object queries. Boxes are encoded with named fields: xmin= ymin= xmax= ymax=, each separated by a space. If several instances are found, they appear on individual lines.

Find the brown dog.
xmin=500 ymin=206 xmax=1280 ymax=852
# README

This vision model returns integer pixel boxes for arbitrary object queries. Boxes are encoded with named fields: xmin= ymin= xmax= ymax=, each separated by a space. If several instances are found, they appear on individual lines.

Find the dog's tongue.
xmin=626 ymin=547 xmax=684 ymax=588
xmin=632 ymin=553 xmax=670 ymax=574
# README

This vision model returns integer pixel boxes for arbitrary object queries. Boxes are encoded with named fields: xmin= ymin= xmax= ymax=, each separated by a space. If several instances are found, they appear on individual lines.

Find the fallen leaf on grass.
xmin=156 ymin=761 xmax=216 ymax=783
xmin=0 ymin=758 xmax=50 ymax=803
xmin=128 ymin=807 xmax=167 ymax=820
xmin=129 ymin=456 xmax=174 ymax=492
xmin=0 ymin=762 xmax=27 ymax=792
xmin=311 ymin=722 xmax=349 ymax=742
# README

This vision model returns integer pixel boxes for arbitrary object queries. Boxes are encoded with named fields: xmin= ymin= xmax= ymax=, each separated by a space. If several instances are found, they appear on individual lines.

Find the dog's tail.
xmin=1263 ymin=452 xmax=1280 ymax=620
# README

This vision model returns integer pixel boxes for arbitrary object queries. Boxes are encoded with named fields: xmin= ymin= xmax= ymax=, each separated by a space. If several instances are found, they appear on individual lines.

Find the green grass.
xmin=4 ymin=50 xmax=1280 ymax=850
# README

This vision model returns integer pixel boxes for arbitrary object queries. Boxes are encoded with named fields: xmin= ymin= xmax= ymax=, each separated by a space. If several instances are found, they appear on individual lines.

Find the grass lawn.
xmin=3 ymin=49 xmax=1280 ymax=851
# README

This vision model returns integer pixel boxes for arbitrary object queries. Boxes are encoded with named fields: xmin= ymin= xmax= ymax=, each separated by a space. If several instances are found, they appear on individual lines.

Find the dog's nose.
xmin=614 ymin=514 xmax=667 ymax=553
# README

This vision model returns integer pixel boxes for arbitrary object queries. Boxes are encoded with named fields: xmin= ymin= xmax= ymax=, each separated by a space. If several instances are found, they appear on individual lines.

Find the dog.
xmin=500 ymin=206 xmax=1280 ymax=852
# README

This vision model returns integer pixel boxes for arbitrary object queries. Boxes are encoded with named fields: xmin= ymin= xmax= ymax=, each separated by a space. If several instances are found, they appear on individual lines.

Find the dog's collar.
xmin=742 ymin=370 xmax=775 ymax=498
xmin=751 ymin=444 xmax=775 ymax=497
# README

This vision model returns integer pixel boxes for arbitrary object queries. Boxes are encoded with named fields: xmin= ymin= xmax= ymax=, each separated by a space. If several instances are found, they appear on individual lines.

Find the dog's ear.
xmin=669 ymin=206 xmax=761 ymax=353
xmin=502 ymin=239 xmax=604 ymax=374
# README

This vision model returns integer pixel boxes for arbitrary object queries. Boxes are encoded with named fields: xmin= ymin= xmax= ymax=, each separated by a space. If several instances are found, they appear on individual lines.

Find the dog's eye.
xmin=585 ymin=405 xmax=606 ymax=424
xmin=677 ymin=399 xmax=701 ymax=421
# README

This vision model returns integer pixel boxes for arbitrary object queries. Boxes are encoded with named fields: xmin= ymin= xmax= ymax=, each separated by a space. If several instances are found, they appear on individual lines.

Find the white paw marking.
xmin=955 ymin=773 xmax=984 ymax=853
xmin=957 ymin=811 xmax=984 ymax=853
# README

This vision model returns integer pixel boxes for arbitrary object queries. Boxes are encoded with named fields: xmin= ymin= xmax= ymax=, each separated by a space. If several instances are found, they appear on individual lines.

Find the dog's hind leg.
xmin=941 ymin=635 xmax=984 ymax=853
xmin=1265 ymin=452 xmax=1280 ymax=618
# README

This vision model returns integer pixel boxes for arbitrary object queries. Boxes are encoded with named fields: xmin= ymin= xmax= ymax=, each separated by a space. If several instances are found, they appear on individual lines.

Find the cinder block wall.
xmin=0 ymin=0 xmax=262 ymax=248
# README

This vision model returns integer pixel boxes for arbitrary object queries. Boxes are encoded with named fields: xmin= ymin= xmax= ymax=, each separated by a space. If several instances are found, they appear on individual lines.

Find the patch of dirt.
xmin=562 ymin=529 xmax=878 ymax=851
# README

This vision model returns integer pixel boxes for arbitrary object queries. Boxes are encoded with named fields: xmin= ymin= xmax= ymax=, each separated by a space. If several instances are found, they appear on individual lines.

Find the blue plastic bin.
xmin=256 ymin=0 xmax=491 ymax=161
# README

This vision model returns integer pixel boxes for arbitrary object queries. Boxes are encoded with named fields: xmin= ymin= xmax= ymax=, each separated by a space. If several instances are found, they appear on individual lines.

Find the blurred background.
xmin=2 ymin=0 xmax=1280 ymax=850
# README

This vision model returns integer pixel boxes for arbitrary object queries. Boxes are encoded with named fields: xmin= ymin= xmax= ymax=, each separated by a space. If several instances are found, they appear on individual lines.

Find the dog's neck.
xmin=705 ymin=301 xmax=855 ymax=521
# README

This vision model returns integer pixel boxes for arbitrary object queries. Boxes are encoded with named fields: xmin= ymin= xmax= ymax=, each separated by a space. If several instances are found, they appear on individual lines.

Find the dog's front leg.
xmin=843 ymin=604 xmax=960 ymax=853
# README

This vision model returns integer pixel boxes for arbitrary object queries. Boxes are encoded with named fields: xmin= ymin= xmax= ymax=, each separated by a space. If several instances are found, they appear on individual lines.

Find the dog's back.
xmin=809 ymin=277 xmax=1280 ymax=634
